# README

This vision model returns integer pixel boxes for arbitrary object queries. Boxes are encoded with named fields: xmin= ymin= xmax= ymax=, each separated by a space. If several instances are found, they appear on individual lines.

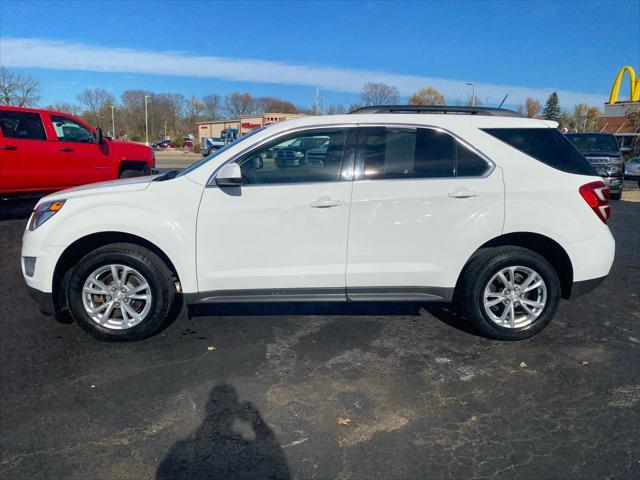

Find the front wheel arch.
xmin=52 ymin=232 xmax=181 ymax=314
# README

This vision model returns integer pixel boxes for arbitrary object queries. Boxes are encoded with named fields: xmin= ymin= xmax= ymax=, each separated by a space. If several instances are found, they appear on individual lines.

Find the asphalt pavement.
xmin=0 ymin=197 xmax=638 ymax=479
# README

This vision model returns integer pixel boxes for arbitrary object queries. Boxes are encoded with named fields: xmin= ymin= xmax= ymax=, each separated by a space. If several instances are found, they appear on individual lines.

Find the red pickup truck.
xmin=0 ymin=106 xmax=155 ymax=196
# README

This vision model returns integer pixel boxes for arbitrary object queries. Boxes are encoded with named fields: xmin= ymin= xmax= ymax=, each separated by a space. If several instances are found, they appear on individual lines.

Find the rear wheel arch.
xmin=52 ymin=232 xmax=181 ymax=313
xmin=457 ymin=232 xmax=574 ymax=299
xmin=118 ymin=161 xmax=150 ymax=178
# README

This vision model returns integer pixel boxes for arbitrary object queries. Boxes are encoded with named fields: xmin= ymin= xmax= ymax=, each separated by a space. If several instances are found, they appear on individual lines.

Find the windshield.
xmin=566 ymin=134 xmax=619 ymax=152
xmin=176 ymin=127 xmax=265 ymax=177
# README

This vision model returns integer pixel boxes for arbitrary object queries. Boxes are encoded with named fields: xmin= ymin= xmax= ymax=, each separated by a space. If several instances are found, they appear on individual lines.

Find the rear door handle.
xmin=0 ymin=145 xmax=17 ymax=150
xmin=309 ymin=197 xmax=344 ymax=208
xmin=448 ymin=188 xmax=480 ymax=198
xmin=60 ymin=147 xmax=74 ymax=152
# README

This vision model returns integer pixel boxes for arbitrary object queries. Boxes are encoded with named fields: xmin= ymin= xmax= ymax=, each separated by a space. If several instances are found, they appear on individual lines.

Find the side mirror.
xmin=215 ymin=162 xmax=242 ymax=187
xmin=96 ymin=127 xmax=104 ymax=144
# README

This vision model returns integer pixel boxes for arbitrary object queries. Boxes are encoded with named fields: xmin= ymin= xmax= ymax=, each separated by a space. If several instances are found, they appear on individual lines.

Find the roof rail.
xmin=349 ymin=105 xmax=522 ymax=117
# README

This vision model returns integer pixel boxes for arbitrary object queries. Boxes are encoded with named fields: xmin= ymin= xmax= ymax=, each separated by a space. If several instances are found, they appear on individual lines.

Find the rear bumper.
xmin=26 ymin=285 xmax=54 ymax=316
xmin=569 ymin=276 xmax=607 ymax=299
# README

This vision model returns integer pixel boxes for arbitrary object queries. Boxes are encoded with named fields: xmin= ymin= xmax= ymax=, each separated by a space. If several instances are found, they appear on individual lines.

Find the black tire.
xmin=119 ymin=166 xmax=150 ymax=179
xmin=455 ymin=246 xmax=560 ymax=340
xmin=66 ymin=243 xmax=176 ymax=341
xmin=610 ymin=191 xmax=622 ymax=201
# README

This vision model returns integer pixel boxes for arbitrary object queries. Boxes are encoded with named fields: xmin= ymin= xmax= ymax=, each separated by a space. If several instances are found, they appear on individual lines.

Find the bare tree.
xmin=348 ymin=103 xmax=363 ymax=113
xmin=46 ymin=102 xmax=82 ymax=116
xmin=625 ymin=106 xmax=640 ymax=153
xmin=258 ymin=97 xmax=298 ymax=114
xmin=76 ymin=88 xmax=114 ymax=127
xmin=325 ymin=104 xmax=346 ymax=115
xmin=224 ymin=92 xmax=257 ymax=118
xmin=360 ymin=82 xmax=400 ymax=106
xmin=525 ymin=97 xmax=541 ymax=118
xmin=120 ymin=90 xmax=150 ymax=140
xmin=408 ymin=87 xmax=445 ymax=106
xmin=184 ymin=95 xmax=205 ymax=135
xmin=465 ymin=94 xmax=482 ymax=107
xmin=0 ymin=67 xmax=41 ymax=107
xmin=202 ymin=94 xmax=222 ymax=119
xmin=570 ymin=104 xmax=601 ymax=132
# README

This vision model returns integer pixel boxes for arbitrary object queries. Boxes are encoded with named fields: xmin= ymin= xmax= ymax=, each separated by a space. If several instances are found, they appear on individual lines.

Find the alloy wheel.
xmin=81 ymin=264 xmax=152 ymax=330
xmin=483 ymin=266 xmax=547 ymax=329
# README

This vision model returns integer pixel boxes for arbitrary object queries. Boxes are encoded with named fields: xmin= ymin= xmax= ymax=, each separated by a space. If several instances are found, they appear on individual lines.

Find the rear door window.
xmin=0 ymin=110 xmax=46 ymax=140
xmin=483 ymin=128 xmax=595 ymax=176
xmin=359 ymin=127 xmax=491 ymax=180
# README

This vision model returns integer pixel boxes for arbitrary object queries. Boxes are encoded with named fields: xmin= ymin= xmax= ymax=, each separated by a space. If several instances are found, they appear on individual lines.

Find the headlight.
xmin=29 ymin=200 xmax=66 ymax=231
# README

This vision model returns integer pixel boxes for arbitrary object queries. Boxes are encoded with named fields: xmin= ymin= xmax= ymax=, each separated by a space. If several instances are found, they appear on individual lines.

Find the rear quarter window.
xmin=483 ymin=128 xmax=596 ymax=176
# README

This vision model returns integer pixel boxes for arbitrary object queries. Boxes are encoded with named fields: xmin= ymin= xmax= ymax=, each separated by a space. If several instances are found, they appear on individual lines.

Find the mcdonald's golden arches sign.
xmin=608 ymin=66 xmax=640 ymax=104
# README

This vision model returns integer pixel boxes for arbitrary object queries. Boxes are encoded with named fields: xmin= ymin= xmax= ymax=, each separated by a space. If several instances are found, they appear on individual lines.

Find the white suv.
xmin=21 ymin=106 xmax=615 ymax=341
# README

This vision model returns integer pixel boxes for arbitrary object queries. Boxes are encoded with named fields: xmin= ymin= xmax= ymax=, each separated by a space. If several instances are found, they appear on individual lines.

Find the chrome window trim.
xmin=206 ymin=122 xmax=496 ymax=187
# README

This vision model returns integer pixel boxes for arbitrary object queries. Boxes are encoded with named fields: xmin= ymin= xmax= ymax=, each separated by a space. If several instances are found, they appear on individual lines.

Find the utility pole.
xmin=315 ymin=88 xmax=319 ymax=116
xmin=144 ymin=95 xmax=151 ymax=145
xmin=109 ymin=105 xmax=116 ymax=139
xmin=164 ymin=121 xmax=167 ymax=140
xmin=467 ymin=82 xmax=476 ymax=107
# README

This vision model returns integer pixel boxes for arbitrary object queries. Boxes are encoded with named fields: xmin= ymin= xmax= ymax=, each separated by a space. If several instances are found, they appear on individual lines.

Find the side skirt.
xmin=184 ymin=286 xmax=454 ymax=305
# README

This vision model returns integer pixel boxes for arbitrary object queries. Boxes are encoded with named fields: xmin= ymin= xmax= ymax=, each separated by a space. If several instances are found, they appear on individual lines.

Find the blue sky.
xmin=1 ymin=0 xmax=639 ymax=111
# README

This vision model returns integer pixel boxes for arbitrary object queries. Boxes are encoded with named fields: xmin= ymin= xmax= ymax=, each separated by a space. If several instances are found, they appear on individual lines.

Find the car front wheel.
xmin=66 ymin=243 xmax=176 ymax=340
xmin=456 ymin=246 xmax=560 ymax=340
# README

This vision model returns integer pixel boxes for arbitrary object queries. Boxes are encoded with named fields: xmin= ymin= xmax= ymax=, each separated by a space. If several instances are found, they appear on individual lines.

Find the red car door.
xmin=47 ymin=114 xmax=111 ymax=186
xmin=0 ymin=109 xmax=59 ymax=193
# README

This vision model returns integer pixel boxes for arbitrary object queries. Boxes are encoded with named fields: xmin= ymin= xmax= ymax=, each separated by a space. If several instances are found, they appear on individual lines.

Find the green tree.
xmin=408 ymin=87 xmax=445 ymax=106
xmin=542 ymin=92 xmax=562 ymax=122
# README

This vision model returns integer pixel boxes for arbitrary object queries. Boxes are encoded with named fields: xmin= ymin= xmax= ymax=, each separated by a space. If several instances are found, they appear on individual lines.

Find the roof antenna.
xmin=498 ymin=94 xmax=509 ymax=108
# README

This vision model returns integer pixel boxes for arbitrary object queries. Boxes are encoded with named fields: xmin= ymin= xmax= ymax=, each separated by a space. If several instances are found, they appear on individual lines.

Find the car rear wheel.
xmin=67 ymin=243 xmax=176 ymax=341
xmin=456 ymin=246 xmax=560 ymax=340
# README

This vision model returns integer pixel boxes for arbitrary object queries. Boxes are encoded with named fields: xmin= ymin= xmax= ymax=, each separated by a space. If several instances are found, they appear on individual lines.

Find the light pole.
xmin=144 ymin=95 xmax=150 ymax=145
xmin=109 ymin=105 xmax=115 ymax=139
xmin=467 ymin=82 xmax=476 ymax=107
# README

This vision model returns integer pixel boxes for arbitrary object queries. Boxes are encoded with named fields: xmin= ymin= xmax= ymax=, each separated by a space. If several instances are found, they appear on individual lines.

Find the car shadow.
xmin=156 ymin=383 xmax=291 ymax=480
xmin=189 ymin=301 xmax=480 ymax=337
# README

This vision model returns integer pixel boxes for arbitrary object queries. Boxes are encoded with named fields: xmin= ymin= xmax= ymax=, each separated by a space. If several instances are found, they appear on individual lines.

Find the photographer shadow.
xmin=156 ymin=384 xmax=290 ymax=480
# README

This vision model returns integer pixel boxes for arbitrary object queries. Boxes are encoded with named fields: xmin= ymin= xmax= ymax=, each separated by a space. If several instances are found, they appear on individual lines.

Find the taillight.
xmin=579 ymin=181 xmax=611 ymax=224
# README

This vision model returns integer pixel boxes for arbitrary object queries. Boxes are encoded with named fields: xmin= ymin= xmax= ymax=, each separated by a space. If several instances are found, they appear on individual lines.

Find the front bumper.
xmin=26 ymin=285 xmax=54 ymax=316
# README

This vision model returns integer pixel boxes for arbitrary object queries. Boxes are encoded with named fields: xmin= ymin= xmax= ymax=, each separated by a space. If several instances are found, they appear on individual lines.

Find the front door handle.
xmin=309 ymin=197 xmax=344 ymax=208
xmin=60 ymin=147 xmax=74 ymax=152
xmin=0 ymin=145 xmax=17 ymax=150
xmin=448 ymin=188 xmax=480 ymax=199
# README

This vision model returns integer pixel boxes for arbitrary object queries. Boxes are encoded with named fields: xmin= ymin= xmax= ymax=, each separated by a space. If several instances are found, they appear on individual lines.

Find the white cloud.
xmin=0 ymin=37 xmax=604 ymax=106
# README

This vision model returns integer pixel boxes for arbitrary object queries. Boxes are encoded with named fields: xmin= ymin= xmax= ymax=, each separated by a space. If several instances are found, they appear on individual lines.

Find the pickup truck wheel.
xmin=119 ymin=166 xmax=150 ymax=178
xmin=66 ymin=243 xmax=176 ymax=341
xmin=456 ymin=247 xmax=560 ymax=340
